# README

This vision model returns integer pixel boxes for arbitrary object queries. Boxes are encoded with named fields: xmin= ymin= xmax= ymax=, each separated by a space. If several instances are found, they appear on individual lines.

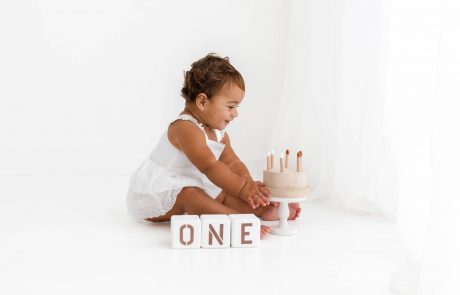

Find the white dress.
xmin=126 ymin=114 xmax=226 ymax=221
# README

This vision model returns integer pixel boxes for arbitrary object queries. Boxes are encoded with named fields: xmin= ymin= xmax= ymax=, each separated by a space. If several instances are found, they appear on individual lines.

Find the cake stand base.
xmin=268 ymin=196 xmax=308 ymax=236
xmin=270 ymin=226 xmax=298 ymax=236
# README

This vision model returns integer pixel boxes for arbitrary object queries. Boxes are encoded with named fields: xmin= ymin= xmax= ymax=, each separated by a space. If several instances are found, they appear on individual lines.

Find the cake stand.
xmin=269 ymin=196 xmax=308 ymax=236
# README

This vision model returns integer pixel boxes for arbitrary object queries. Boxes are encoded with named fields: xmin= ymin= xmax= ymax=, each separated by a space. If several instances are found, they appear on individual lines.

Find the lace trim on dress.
xmin=127 ymin=159 xmax=204 ymax=220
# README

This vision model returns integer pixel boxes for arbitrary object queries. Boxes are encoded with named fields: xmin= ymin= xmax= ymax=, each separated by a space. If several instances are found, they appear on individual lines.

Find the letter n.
xmin=208 ymin=224 xmax=224 ymax=245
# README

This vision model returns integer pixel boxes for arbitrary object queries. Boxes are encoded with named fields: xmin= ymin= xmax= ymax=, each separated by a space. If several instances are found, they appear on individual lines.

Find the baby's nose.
xmin=233 ymin=108 xmax=238 ymax=117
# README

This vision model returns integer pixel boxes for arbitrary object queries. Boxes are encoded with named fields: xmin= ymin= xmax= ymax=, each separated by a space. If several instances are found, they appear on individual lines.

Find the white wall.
xmin=0 ymin=0 xmax=290 ymax=176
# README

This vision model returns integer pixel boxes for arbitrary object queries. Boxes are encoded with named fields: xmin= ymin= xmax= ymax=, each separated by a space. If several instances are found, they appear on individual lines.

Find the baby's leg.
xmin=176 ymin=187 xmax=240 ymax=215
xmin=216 ymin=191 xmax=271 ymax=238
xmin=146 ymin=187 xmax=239 ymax=223
xmin=216 ymin=191 xmax=270 ymax=218
xmin=146 ymin=188 xmax=270 ymax=238
xmin=218 ymin=192 xmax=301 ymax=221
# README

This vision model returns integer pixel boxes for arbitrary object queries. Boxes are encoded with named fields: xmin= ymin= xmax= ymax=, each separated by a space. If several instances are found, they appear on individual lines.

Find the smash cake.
xmin=263 ymin=149 xmax=309 ymax=198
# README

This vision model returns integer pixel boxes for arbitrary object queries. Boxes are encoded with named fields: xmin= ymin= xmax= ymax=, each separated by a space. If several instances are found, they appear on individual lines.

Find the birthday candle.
xmin=296 ymin=151 xmax=303 ymax=172
xmin=285 ymin=149 xmax=290 ymax=169
xmin=280 ymin=153 xmax=285 ymax=172
xmin=270 ymin=150 xmax=274 ymax=170
xmin=266 ymin=152 xmax=271 ymax=171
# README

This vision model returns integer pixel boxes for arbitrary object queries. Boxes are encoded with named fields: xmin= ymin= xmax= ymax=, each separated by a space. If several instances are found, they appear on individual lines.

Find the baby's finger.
xmin=251 ymin=194 xmax=262 ymax=207
xmin=256 ymin=198 xmax=266 ymax=207
xmin=260 ymin=187 xmax=271 ymax=197
xmin=254 ymin=186 xmax=267 ymax=199
xmin=251 ymin=196 xmax=261 ymax=208
xmin=255 ymin=181 xmax=266 ymax=187
xmin=259 ymin=196 xmax=270 ymax=206
xmin=248 ymin=198 xmax=256 ymax=209
xmin=256 ymin=181 xmax=269 ymax=192
xmin=257 ymin=193 xmax=270 ymax=206
xmin=258 ymin=191 xmax=270 ymax=203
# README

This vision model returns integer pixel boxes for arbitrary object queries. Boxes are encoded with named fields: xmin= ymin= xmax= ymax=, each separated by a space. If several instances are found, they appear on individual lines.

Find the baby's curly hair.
xmin=181 ymin=53 xmax=245 ymax=102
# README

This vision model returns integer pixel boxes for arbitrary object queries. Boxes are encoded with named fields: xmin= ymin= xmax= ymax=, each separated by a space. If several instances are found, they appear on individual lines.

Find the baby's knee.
xmin=180 ymin=186 xmax=202 ymax=194
xmin=177 ymin=186 xmax=204 ymax=201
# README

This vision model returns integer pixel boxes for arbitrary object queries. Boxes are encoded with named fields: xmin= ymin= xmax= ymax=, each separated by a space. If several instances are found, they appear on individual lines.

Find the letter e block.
xmin=200 ymin=214 xmax=230 ymax=248
xmin=171 ymin=215 xmax=201 ymax=249
xmin=229 ymin=214 xmax=260 ymax=248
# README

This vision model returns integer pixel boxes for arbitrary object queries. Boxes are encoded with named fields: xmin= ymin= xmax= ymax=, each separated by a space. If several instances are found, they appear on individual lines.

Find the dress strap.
xmin=172 ymin=114 xmax=208 ymax=139
xmin=173 ymin=113 xmax=226 ymax=142
xmin=174 ymin=114 xmax=203 ymax=128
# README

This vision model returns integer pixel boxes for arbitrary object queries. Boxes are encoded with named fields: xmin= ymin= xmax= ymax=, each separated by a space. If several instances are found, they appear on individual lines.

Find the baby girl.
xmin=126 ymin=53 xmax=301 ymax=238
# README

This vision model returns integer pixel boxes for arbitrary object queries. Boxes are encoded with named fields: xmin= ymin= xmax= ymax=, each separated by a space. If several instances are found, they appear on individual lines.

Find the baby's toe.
xmin=260 ymin=225 xmax=271 ymax=239
xmin=288 ymin=206 xmax=302 ymax=220
xmin=295 ymin=207 xmax=301 ymax=218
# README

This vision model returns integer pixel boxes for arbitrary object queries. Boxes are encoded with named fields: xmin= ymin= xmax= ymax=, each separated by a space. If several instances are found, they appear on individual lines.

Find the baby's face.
xmin=203 ymin=82 xmax=245 ymax=130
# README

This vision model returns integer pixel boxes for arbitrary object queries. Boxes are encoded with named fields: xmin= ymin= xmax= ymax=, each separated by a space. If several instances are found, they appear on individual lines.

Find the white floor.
xmin=0 ymin=175 xmax=406 ymax=295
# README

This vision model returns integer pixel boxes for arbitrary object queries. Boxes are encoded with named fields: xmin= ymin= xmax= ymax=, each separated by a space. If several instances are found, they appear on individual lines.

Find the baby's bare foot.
xmin=260 ymin=202 xmax=302 ymax=221
xmin=260 ymin=225 xmax=270 ymax=239
xmin=288 ymin=203 xmax=301 ymax=220
xmin=260 ymin=204 xmax=279 ymax=221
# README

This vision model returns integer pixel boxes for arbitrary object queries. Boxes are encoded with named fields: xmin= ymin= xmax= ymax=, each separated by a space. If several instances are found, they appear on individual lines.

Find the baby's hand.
xmin=254 ymin=181 xmax=271 ymax=196
xmin=254 ymin=181 xmax=279 ymax=207
xmin=239 ymin=180 xmax=271 ymax=209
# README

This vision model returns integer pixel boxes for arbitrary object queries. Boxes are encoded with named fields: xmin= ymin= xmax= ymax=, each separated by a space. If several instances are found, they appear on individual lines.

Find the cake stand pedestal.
xmin=268 ymin=196 xmax=308 ymax=236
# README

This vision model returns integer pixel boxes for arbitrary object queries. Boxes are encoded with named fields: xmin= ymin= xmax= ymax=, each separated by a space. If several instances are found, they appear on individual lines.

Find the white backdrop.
xmin=1 ymin=1 xmax=459 ymax=294
xmin=0 ymin=0 xmax=289 ymax=176
xmin=271 ymin=0 xmax=460 ymax=294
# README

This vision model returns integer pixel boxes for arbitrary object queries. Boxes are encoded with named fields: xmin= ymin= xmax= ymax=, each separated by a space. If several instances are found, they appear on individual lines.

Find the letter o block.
xmin=171 ymin=215 xmax=201 ymax=249
xmin=200 ymin=214 xmax=230 ymax=248
xmin=229 ymin=214 xmax=260 ymax=248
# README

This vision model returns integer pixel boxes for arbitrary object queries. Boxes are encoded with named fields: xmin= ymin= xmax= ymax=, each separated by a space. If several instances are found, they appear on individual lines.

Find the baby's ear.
xmin=195 ymin=93 xmax=208 ymax=111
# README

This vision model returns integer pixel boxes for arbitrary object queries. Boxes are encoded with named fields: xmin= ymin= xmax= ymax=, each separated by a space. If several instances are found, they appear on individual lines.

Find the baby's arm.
xmin=219 ymin=134 xmax=253 ymax=180
xmin=219 ymin=133 xmax=271 ymax=206
xmin=168 ymin=121 xmax=246 ymax=197
xmin=168 ymin=121 xmax=269 ymax=209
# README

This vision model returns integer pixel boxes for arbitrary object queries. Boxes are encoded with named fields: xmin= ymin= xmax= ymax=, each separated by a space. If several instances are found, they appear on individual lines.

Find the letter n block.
xmin=171 ymin=215 xmax=201 ymax=249
xmin=200 ymin=214 xmax=230 ymax=248
xmin=229 ymin=214 xmax=260 ymax=248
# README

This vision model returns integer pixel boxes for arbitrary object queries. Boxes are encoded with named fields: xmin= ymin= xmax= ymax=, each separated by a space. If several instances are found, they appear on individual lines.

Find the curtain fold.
xmin=272 ymin=0 xmax=460 ymax=293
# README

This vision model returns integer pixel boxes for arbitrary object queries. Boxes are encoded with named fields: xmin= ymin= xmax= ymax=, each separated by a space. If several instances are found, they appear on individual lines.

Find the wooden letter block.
xmin=200 ymin=214 xmax=230 ymax=248
xmin=229 ymin=214 xmax=260 ymax=248
xmin=171 ymin=215 xmax=201 ymax=249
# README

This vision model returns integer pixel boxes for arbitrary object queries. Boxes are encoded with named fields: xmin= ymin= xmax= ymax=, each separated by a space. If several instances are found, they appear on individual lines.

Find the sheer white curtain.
xmin=272 ymin=0 xmax=460 ymax=294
